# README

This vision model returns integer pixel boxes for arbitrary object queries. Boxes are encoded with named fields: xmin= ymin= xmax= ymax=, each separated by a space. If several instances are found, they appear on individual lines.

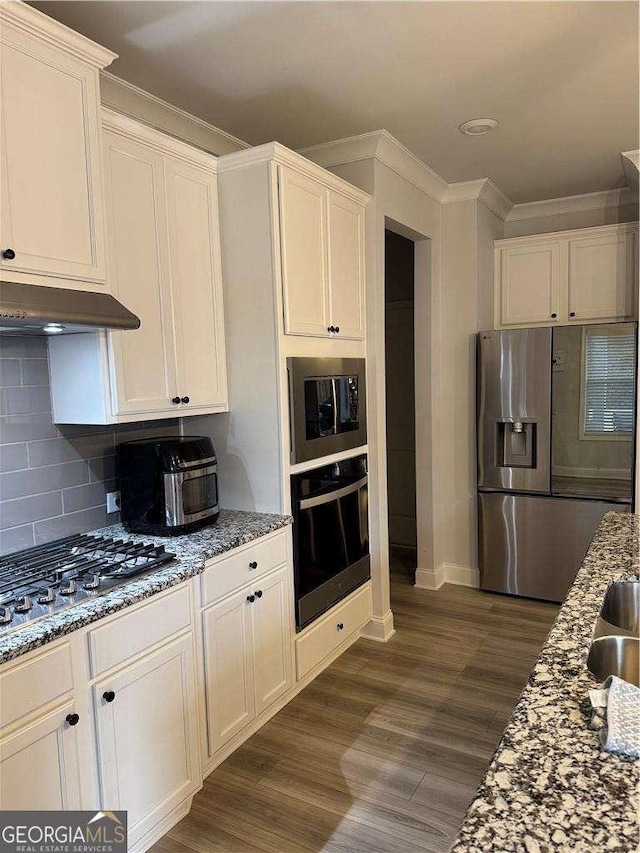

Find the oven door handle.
xmin=299 ymin=476 xmax=368 ymax=511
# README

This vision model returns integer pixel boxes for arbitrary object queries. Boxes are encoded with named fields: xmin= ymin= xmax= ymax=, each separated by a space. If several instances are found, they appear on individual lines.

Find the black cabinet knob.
xmin=569 ymin=311 xmax=576 ymax=318
xmin=337 ymin=622 xmax=344 ymax=631
xmin=2 ymin=248 xmax=15 ymax=260
xmin=103 ymin=690 xmax=116 ymax=703
xmin=247 ymin=594 xmax=255 ymax=603
xmin=181 ymin=396 xmax=190 ymax=404
xmin=327 ymin=325 xmax=335 ymax=333
xmin=334 ymin=326 xmax=340 ymax=333
xmin=550 ymin=313 xmax=557 ymax=319
xmin=248 ymin=561 xmax=258 ymax=570
xmin=255 ymin=590 xmax=263 ymax=598
xmin=66 ymin=713 xmax=80 ymax=726
xmin=171 ymin=396 xmax=181 ymax=404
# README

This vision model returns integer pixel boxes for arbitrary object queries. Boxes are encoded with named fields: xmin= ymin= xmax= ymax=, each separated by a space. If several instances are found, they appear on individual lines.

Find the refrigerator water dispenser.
xmin=496 ymin=420 xmax=536 ymax=468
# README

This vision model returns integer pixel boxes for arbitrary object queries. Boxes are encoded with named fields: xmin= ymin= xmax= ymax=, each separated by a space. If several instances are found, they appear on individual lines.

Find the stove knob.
xmin=38 ymin=587 xmax=56 ymax=605
xmin=83 ymin=573 xmax=101 ymax=590
xmin=14 ymin=596 xmax=33 ymax=613
xmin=60 ymin=579 xmax=77 ymax=596
xmin=0 ymin=606 xmax=12 ymax=624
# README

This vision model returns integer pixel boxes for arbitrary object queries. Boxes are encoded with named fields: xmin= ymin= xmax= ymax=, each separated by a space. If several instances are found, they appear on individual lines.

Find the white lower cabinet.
xmin=203 ymin=585 xmax=256 ymax=752
xmin=0 ymin=700 xmax=83 ymax=810
xmin=202 ymin=565 xmax=293 ymax=757
xmin=93 ymin=634 xmax=200 ymax=843
xmin=0 ymin=528 xmax=376 ymax=850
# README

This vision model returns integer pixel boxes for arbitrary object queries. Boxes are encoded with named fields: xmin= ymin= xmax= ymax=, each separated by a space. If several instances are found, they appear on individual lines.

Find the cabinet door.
xmin=0 ymin=24 xmax=106 ymax=285
xmin=250 ymin=567 xmax=293 ymax=715
xmin=568 ymin=231 xmax=636 ymax=323
xmin=327 ymin=191 xmax=365 ymax=339
xmin=0 ymin=701 xmax=82 ymax=810
xmin=279 ymin=166 xmax=330 ymax=336
xmin=202 ymin=587 xmax=255 ymax=755
xmin=164 ymin=158 xmax=228 ymax=410
xmin=102 ymin=130 xmax=178 ymax=416
xmin=93 ymin=635 xmax=200 ymax=839
xmin=498 ymin=243 xmax=562 ymax=327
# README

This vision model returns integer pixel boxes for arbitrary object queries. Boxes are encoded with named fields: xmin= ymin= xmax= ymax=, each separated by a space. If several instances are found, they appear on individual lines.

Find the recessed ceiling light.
xmin=458 ymin=118 xmax=499 ymax=136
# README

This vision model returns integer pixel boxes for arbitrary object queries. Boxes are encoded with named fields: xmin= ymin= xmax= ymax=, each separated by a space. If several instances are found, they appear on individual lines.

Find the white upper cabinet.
xmin=0 ymin=1 xmax=115 ymax=288
xmin=499 ymin=243 xmax=561 ymax=327
xmin=279 ymin=167 xmax=330 ymax=336
xmin=327 ymin=191 xmax=365 ymax=339
xmin=49 ymin=111 xmax=229 ymax=424
xmin=567 ymin=229 xmax=636 ymax=323
xmin=277 ymin=162 xmax=367 ymax=340
xmin=103 ymin=129 xmax=177 ymax=416
xmin=494 ymin=223 xmax=638 ymax=329
xmin=164 ymin=158 xmax=228 ymax=409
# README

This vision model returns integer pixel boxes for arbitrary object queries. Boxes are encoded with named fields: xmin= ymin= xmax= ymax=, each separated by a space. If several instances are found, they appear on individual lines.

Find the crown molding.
xmin=300 ymin=130 xmax=449 ymax=204
xmin=302 ymin=131 xmax=638 ymax=224
xmin=621 ymin=151 xmax=639 ymax=193
xmin=100 ymin=71 xmax=250 ymax=153
xmin=102 ymin=108 xmax=219 ymax=172
xmin=506 ymin=187 xmax=638 ymax=222
xmin=622 ymin=150 xmax=639 ymax=170
xmin=0 ymin=0 xmax=117 ymax=68
xmin=218 ymin=142 xmax=371 ymax=205
xmin=443 ymin=178 xmax=513 ymax=221
xmin=494 ymin=220 xmax=638 ymax=248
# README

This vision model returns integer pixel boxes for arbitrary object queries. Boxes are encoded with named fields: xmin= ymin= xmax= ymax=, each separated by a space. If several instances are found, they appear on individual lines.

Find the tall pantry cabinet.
xmin=200 ymin=142 xmax=370 ymax=517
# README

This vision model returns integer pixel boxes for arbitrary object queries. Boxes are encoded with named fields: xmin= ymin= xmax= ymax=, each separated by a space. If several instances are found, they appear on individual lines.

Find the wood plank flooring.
xmin=151 ymin=567 xmax=558 ymax=853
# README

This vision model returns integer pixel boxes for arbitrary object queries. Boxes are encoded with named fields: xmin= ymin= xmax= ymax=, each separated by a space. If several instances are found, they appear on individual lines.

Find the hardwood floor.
xmin=151 ymin=571 xmax=558 ymax=853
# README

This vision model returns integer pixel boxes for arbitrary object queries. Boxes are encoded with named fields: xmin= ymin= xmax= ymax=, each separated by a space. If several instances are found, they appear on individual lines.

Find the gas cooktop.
xmin=0 ymin=533 xmax=176 ymax=634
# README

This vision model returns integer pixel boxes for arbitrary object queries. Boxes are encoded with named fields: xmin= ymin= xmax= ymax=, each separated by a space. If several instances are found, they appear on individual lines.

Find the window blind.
xmin=583 ymin=328 xmax=636 ymax=436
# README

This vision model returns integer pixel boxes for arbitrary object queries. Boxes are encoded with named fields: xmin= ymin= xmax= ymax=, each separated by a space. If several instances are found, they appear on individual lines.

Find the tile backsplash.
xmin=0 ymin=336 xmax=180 ymax=555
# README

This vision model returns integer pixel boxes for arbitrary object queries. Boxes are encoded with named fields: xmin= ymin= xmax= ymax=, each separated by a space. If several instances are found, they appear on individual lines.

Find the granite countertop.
xmin=0 ymin=509 xmax=292 ymax=666
xmin=450 ymin=512 xmax=640 ymax=853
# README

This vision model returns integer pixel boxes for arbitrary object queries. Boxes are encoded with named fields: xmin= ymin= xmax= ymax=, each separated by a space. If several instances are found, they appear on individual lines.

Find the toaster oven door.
xmin=164 ymin=464 xmax=219 ymax=527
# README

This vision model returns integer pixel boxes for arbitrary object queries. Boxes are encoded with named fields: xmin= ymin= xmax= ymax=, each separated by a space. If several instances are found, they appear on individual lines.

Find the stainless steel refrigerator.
xmin=477 ymin=322 xmax=636 ymax=602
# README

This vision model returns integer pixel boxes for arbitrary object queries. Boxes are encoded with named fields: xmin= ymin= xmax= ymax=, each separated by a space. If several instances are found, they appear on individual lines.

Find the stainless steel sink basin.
xmin=587 ymin=636 xmax=640 ymax=686
xmin=600 ymin=581 xmax=640 ymax=633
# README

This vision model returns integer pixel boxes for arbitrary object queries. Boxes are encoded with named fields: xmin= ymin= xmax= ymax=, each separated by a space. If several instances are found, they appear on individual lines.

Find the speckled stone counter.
xmin=450 ymin=512 xmax=640 ymax=853
xmin=0 ymin=509 xmax=291 ymax=666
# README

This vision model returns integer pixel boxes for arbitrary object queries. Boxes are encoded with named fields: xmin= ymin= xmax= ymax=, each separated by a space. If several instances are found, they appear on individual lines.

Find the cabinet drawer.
xmin=88 ymin=584 xmax=192 ymax=677
xmin=0 ymin=643 xmax=73 ymax=729
xmin=296 ymin=583 xmax=371 ymax=680
xmin=200 ymin=531 xmax=288 ymax=607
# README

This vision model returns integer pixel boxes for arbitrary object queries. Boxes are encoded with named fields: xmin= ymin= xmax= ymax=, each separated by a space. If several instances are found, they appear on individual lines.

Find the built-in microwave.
xmin=287 ymin=357 xmax=367 ymax=464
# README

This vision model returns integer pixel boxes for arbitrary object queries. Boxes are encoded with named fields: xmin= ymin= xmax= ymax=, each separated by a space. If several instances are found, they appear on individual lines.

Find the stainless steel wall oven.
xmin=288 ymin=357 xmax=366 ymax=464
xmin=291 ymin=454 xmax=370 ymax=629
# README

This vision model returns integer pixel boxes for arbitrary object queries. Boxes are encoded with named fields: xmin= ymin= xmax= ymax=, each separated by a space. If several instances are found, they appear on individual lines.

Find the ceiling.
xmin=31 ymin=1 xmax=639 ymax=204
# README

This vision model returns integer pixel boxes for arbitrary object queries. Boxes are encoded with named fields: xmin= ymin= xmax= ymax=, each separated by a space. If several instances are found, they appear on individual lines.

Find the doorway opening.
xmin=384 ymin=229 xmax=417 ymax=579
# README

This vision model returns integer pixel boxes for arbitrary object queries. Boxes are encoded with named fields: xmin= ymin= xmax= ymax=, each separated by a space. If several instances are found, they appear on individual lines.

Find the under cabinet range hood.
xmin=0 ymin=282 xmax=140 ymax=335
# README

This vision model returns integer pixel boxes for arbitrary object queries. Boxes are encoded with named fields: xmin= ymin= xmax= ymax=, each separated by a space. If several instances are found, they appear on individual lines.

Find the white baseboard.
xmin=360 ymin=610 xmax=396 ymax=642
xmin=415 ymin=564 xmax=446 ymax=590
xmin=415 ymin=562 xmax=479 ymax=590
xmin=134 ymin=794 xmax=195 ymax=852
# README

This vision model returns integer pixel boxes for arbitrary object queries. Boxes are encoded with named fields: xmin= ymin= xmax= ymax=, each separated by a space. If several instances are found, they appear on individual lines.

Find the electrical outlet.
xmin=106 ymin=491 xmax=120 ymax=514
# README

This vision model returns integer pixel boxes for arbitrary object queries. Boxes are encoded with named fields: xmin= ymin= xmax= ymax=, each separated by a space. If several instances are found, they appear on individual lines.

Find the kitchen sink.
xmin=587 ymin=636 xmax=640 ymax=687
xmin=600 ymin=581 xmax=640 ymax=634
